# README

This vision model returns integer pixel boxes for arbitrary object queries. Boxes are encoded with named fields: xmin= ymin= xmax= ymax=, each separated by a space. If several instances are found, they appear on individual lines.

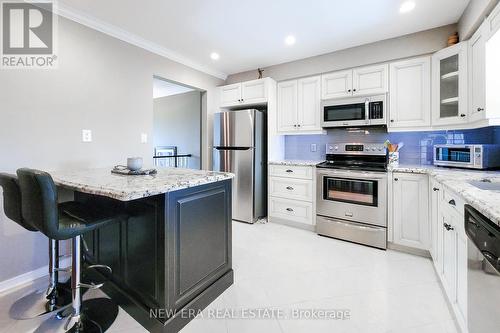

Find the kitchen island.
xmin=51 ymin=167 xmax=234 ymax=333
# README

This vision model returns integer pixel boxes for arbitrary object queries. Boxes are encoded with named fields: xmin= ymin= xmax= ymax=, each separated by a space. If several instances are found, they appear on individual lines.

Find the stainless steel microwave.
xmin=321 ymin=94 xmax=387 ymax=128
xmin=434 ymin=144 xmax=500 ymax=169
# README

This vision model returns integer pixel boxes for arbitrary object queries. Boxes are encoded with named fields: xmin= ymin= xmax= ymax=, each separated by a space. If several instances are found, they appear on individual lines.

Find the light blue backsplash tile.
xmin=284 ymin=126 xmax=500 ymax=165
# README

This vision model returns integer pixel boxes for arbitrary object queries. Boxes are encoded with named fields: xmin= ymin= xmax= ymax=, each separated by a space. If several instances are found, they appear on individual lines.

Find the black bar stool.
xmin=0 ymin=173 xmax=71 ymax=319
xmin=16 ymin=168 xmax=123 ymax=332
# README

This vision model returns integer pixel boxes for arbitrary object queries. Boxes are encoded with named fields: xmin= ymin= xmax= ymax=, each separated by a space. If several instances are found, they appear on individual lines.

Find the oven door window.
xmin=323 ymin=177 xmax=378 ymax=207
xmin=323 ymin=103 xmax=366 ymax=122
xmin=435 ymin=147 xmax=471 ymax=163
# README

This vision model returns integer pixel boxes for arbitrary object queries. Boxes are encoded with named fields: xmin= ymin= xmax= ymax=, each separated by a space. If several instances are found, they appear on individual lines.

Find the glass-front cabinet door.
xmin=432 ymin=42 xmax=468 ymax=126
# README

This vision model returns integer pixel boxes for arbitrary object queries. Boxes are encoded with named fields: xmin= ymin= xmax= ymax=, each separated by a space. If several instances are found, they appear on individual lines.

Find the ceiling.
xmin=153 ymin=78 xmax=194 ymax=99
xmin=59 ymin=0 xmax=470 ymax=79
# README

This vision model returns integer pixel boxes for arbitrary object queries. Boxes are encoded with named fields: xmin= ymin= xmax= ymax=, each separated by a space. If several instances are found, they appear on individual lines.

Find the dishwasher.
xmin=464 ymin=205 xmax=500 ymax=333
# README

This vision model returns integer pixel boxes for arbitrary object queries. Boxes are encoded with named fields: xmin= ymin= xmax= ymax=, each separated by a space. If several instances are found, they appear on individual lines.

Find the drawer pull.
xmin=448 ymin=199 xmax=456 ymax=206
xmin=285 ymin=169 xmax=294 ymax=173
xmin=444 ymin=223 xmax=454 ymax=231
xmin=345 ymin=212 xmax=353 ymax=217
xmin=286 ymin=207 xmax=294 ymax=212
xmin=433 ymin=187 xmax=440 ymax=191
xmin=286 ymin=186 xmax=294 ymax=191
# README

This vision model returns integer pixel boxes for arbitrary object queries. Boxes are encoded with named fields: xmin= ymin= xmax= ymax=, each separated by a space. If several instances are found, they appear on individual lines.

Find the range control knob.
xmin=334 ymin=146 xmax=338 ymax=150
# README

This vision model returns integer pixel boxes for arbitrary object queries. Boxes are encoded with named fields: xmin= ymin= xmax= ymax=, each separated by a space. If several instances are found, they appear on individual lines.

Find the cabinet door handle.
xmin=433 ymin=187 xmax=440 ymax=191
xmin=477 ymin=107 xmax=484 ymax=112
xmin=390 ymin=119 xmax=395 ymax=123
xmin=285 ymin=169 xmax=294 ymax=173
xmin=444 ymin=223 xmax=454 ymax=231
xmin=448 ymin=199 xmax=456 ymax=206
xmin=286 ymin=186 xmax=294 ymax=191
xmin=348 ymin=89 xmax=351 ymax=93
xmin=394 ymin=178 xmax=399 ymax=181
xmin=353 ymin=88 xmax=357 ymax=92
xmin=460 ymin=114 xmax=466 ymax=117
xmin=286 ymin=208 xmax=294 ymax=212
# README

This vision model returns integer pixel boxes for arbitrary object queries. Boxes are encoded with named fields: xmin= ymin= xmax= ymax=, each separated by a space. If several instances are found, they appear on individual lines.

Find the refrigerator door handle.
xmin=214 ymin=146 xmax=253 ymax=150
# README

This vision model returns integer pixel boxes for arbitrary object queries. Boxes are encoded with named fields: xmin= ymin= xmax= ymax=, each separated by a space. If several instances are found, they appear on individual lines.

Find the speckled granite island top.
xmin=51 ymin=167 xmax=234 ymax=201
xmin=391 ymin=164 xmax=500 ymax=226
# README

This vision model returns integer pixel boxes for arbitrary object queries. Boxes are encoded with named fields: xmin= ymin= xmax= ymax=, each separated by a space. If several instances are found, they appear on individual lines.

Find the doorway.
xmin=153 ymin=76 xmax=202 ymax=169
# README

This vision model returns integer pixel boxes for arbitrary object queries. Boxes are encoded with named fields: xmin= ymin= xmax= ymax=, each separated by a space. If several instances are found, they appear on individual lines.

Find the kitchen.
xmin=1 ymin=1 xmax=500 ymax=333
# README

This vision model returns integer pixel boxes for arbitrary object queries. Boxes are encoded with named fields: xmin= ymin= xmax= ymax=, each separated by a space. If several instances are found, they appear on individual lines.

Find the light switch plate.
xmin=82 ymin=129 xmax=92 ymax=142
xmin=141 ymin=133 xmax=148 ymax=144
xmin=311 ymin=144 xmax=317 ymax=152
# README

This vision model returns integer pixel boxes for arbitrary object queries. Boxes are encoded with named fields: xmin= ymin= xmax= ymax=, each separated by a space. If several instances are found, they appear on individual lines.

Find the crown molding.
xmin=54 ymin=3 xmax=228 ymax=80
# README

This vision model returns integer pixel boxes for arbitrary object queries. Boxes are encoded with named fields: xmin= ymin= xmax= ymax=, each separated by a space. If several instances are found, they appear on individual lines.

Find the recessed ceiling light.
xmin=400 ymin=1 xmax=415 ymax=13
xmin=210 ymin=52 xmax=220 ymax=60
xmin=285 ymin=35 xmax=296 ymax=46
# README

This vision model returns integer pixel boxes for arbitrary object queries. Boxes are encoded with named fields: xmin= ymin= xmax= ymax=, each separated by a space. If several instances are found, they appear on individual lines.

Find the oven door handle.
xmin=317 ymin=171 xmax=387 ymax=180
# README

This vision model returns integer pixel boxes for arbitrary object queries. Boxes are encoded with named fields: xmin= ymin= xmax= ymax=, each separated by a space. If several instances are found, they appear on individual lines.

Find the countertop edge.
xmin=390 ymin=165 xmax=500 ymax=227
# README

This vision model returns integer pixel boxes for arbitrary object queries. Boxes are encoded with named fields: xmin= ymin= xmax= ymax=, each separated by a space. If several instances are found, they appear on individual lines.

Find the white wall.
xmin=0 ymin=16 xmax=223 ymax=283
xmin=226 ymin=25 xmax=457 ymax=83
xmin=153 ymin=91 xmax=201 ymax=169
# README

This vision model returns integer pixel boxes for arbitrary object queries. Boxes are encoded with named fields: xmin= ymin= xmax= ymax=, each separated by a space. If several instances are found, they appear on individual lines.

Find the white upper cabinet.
xmin=321 ymin=64 xmax=388 ymax=100
xmin=389 ymin=56 xmax=431 ymax=129
xmin=432 ymin=42 xmax=468 ymax=126
xmin=352 ymin=64 xmax=389 ymax=96
xmin=469 ymin=22 xmax=487 ymax=123
xmin=220 ymin=83 xmax=242 ymax=107
xmin=486 ymin=1 xmax=500 ymax=38
xmin=277 ymin=80 xmax=298 ymax=133
xmin=241 ymin=79 xmax=268 ymax=104
xmin=392 ymin=173 xmax=430 ymax=250
xmin=321 ymin=70 xmax=353 ymax=99
xmin=277 ymin=76 xmax=322 ymax=134
xmin=297 ymin=76 xmax=321 ymax=131
xmin=219 ymin=78 xmax=268 ymax=108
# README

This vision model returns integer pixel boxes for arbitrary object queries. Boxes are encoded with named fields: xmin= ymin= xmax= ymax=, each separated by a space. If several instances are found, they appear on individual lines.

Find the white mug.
xmin=127 ymin=157 xmax=143 ymax=171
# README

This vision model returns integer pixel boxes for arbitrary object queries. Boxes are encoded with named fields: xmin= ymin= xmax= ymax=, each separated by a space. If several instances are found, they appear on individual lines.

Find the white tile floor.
xmin=0 ymin=221 xmax=458 ymax=333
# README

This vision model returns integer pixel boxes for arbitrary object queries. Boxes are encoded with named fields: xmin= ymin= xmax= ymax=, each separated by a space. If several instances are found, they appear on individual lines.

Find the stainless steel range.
xmin=316 ymin=143 xmax=388 ymax=249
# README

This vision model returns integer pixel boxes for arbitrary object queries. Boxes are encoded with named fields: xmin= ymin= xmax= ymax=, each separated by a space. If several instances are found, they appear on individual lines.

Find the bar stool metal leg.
xmin=9 ymin=239 xmax=71 ymax=320
xmin=35 ymin=236 xmax=119 ymax=333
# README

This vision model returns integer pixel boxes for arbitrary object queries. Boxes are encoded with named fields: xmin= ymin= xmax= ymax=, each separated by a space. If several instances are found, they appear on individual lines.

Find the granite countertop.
xmin=391 ymin=164 xmax=500 ymax=226
xmin=51 ymin=167 xmax=234 ymax=201
xmin=268 ymin=160 xmax=322 ymax=167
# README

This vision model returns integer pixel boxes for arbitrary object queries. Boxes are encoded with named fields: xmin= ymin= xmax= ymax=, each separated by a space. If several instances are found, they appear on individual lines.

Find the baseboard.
xmin=0 ymin=257 xmax=71 ymax=295
xmin=268 ymin=217 xmax=315 ymax=231
xmin=387 ymin=242 xmax=431 ymax=258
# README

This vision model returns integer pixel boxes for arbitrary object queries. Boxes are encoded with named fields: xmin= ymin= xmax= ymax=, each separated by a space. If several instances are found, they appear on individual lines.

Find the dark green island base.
xmin=77 ymin=179 xmax=233 ymax=333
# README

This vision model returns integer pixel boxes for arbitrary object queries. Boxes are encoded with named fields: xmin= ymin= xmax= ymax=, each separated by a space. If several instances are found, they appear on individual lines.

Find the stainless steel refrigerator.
xmin=213 ymin=109 xmax=266 ymax=223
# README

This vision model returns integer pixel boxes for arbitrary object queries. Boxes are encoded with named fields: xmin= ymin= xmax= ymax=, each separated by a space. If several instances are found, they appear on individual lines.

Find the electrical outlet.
xmin=311 ymin=143 xmax=317 ymax=152
xmin=82 ymin=129 xmax=92 ymax=142
xmin=141 ymin=133 xmax=148 ymax=144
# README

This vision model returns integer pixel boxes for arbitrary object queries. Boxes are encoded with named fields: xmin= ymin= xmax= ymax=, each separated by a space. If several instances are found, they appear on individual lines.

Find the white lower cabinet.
xmin=430 ymin=179 xmax=442 ymax=266
xmin=393 ymin=173 xmax=468 ymax=332
xmin=269 ymin=197 xmax=313 ymax=225
xmin=433 ymin=188 xmax=467 ymax=332
xmin=392 ymin=172 xmax=430 ymax=250
xmin=268 ymin=165 xmax=315 ymax=227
